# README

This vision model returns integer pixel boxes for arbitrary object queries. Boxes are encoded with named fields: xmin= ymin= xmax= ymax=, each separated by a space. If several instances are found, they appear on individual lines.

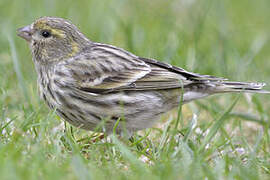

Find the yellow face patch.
xmin=50 ymin=29 xmax=66 ymax=38
xmin=34 ymin=20 xmax=66 ymax=38
xmin=68 ymin=41 xmax=79 ymax=57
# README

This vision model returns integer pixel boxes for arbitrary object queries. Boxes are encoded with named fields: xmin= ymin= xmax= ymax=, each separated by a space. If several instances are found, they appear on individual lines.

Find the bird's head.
xmin=17 ymin=17 xmax=90 ymax=63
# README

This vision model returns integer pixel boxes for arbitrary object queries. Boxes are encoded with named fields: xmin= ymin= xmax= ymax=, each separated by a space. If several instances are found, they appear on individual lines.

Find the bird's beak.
xmin=17 ymin=25 xmax=33 ymax=42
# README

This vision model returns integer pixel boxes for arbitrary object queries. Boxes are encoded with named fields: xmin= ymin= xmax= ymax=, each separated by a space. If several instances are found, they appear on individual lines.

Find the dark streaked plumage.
xmin=17 ymin=17 xmax=269 ymax=134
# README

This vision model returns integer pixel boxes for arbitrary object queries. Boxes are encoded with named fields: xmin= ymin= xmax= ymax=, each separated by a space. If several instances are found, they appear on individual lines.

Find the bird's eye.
xmin=41 ymin=30 xmax=51 ymax=38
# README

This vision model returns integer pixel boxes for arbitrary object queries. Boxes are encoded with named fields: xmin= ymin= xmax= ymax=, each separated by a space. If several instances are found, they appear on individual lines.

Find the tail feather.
xmin=215 ymin=81 xmax=270 ymax=94
xmin=181 ymin=81 xmax=268 ymax=103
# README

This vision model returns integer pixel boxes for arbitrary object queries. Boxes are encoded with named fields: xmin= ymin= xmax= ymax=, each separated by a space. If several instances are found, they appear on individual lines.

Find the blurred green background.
xmin=0 ymin=0 xmax=270 ymax=179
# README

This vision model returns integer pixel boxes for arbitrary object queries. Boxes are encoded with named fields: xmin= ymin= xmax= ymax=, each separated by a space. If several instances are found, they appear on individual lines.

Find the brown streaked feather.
xmin=55 ymin=43 xmax=152 ymax=93
xmin=56 ymin=43 xmax=197 ymax=93
xmin=139 ymin=57 xmax=226 ymax=81
xmin=55 ymin=43 xmax=266 ymax=94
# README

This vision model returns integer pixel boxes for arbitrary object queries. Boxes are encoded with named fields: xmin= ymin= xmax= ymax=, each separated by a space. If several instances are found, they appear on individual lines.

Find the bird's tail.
xmin=213 ymin=81 xmax=270 ymax=94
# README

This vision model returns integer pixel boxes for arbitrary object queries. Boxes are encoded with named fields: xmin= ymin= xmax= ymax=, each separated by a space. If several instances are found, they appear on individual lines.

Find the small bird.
xmin=17 ymin=17 xmax=268 ymax=134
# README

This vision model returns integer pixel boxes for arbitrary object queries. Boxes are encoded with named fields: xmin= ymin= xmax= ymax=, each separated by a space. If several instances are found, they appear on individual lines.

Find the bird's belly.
xmin=44 ymin=89 xmax=179 ymax=133
xmin=41 ymin=80 xmax=210 ymax=133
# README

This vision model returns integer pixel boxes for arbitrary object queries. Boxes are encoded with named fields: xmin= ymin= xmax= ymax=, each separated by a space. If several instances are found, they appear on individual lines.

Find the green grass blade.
xmin=7 ymin=34 xmax=31 ymax=108
xmin=199 ymin=95 xmax=240 ymax=152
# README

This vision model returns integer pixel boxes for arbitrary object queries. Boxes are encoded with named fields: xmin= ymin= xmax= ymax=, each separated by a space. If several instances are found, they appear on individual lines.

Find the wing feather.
xmin=55 ymin=43 xmax=223 ymax=94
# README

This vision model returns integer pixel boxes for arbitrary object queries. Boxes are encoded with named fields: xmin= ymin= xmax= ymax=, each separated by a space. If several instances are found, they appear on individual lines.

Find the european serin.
xmin=17 ymin=17 xmax=268 ymax=134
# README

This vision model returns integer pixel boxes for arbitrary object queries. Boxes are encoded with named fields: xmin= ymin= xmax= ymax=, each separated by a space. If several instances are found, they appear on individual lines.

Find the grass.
xmin=0 ymin=0 xmax=270 ymax=179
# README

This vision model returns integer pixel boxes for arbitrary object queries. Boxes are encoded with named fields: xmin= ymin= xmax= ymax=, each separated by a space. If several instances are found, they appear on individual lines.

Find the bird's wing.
xmin=55 ymin=43 xmax=223 ymax=93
